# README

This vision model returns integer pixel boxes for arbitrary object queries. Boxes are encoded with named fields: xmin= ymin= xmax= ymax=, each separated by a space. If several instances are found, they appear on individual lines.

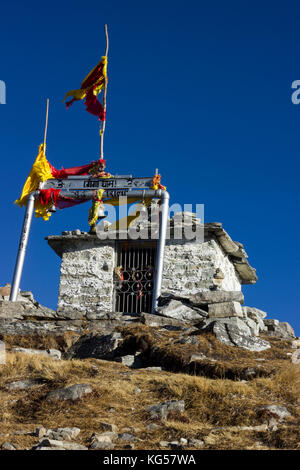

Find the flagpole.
xmin=44 ymin=98 xmax=49 ymax=147
xmin=10 ymin=99 xmax=49 ymax=301
xmin=100 ymin=24 xmax=109 ymax=159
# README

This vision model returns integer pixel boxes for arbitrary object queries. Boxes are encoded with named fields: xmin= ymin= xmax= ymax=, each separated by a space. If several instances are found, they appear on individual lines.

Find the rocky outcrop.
xmin=46 ymin=384 xmax=93 ymax=401
xmin=0 ymin=286 xmax=297 ymax=358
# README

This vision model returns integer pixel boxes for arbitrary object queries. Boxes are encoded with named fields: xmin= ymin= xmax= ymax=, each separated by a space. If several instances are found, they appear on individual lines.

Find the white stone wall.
xmin=56 ymin=233 xmax=242 ymax=315
xmin=57 ymin=240 xmax=115 ymax=316
xmin=162 ymin=238 xmax=242 ymax=296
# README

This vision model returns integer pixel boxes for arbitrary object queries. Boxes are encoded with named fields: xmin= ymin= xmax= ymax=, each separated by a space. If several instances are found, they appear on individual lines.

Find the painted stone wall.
xmin=162 ymin=237 xmax=242 ymax=296
xmin=57 ymin=239 xmax=115 ymax=317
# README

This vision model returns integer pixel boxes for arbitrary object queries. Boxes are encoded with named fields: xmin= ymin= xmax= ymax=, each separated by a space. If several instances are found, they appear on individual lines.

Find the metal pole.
xmin=9 ymin=192 xmax=36 ymax=301
xmin=152 ymin=190 xmax=170 ymax=313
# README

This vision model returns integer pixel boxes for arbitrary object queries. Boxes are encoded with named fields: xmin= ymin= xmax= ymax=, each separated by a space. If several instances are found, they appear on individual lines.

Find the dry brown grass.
xmin=0 ymin=342 xmax=299 ymax=450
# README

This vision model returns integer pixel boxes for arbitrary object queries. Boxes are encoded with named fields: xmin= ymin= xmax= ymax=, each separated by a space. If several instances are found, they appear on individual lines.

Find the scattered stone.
xmin=256 ymin=405 xmax=291 ymax=421
xmin=189 ymin=353 xmax=209 ymax=363
xmin=46 ymin=383 xmax=93 ymax=401
xmin=159 ymin=441 xmax=169 ymax=447
xmin=202 ymin=320 xmax=270 ymax=351
xmin=263 ymin=320 xmax=295 ymax=339
xmin=208 ymin=301 xmax=243 ymax=318
xmin=34 ymin=427 xmax=48 ymax=439
xmin=99 ymin=422 xmax=118 ymax=433
xmin=90 ymin=433 xmax=116 ymax=449
xmin=291 ymin=349 xmax=300 ymax=365
xmin=36 ymin=438 xmax=87 ymax=450
xmin=115 ymin=354 xmax=143 ymax=368
xmin=157 ymin=299 xmax=207 ymax=322
xmin=141 ymin=313 xmax=188 ymax=329
xmin=46 ymin=427 xmax=81 ymax=441
xmin=118 ymin=433 xmax=137 ymax=441
xmin=188 ymin=438 xmax=205 ymax=448
xmin=243 ymin=316 xmax=260 ymax=336
xmin=189 ymin=290 xmax=244 ymax=306
xmin=0 ymin=284 xmax=11 ymax=297
xmin=64 ymin=332 xmax=123 ymax=360
xmin=147 ymin=423 xmax=161 ymax=431
xmin=179 ymin=336 xmax=200 ymax=346
xmin=5 ymin=379 xmax=42 ymax=390
xmin=291 ymin=339 xmax=300 ymax=349
xmin=147 ymin=400 xmax=185 ymax=420
xmin=11 ymin=347 xmax=61 ymax=360
xmin=1 ymin=442 xmax=17 ymax=450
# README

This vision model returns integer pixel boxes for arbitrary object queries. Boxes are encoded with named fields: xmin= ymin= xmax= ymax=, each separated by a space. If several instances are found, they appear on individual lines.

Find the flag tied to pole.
xmin=14 ymin=143 xmax=100 ymax=220
xmin=63 ymin=56 xmax=107 ymax=121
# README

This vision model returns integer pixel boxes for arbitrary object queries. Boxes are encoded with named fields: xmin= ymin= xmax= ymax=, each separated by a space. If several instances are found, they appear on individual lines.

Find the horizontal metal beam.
xmin=58 ymin=189 xmax=163 ymax=201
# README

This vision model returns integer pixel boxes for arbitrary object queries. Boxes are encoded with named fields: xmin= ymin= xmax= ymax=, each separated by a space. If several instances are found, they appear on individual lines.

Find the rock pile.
xmin=0 ymin=285 xmax=297 ymax=359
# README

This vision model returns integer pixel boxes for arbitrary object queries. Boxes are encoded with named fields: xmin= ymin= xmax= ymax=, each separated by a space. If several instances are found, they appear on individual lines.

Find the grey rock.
xmin=64 ymin=332 xmax=123 ymax=360
xmin=188 ymin=438 xmax=205 ymax=448
xmin=36 ymin=438 xmax=87 ymax=450
xmin=1 ymin=442 xmax=17 ymax=450
xmin=90 ymin=432 xmax=116 ymax=449
xmin=47 ymin=427 xmax=81 ymax=441
xmin=34 ymin=427 xmax=48 ymax=439
xmin=202 ymin=320 xmax=271 ymax=352
xmin=208 ymin=301 xmax=243 ymax=318
xmin=46 ymin=383 xmax=93 ymax=401
xmin=115 ymin=354 xmax=143 ymax=369
xmin=264 ymin=320 xmax=296 ymax=339
xmin=159 ymin=441 xmax=169 ymax=447
xmin=243 ymin=306 xmax=267 ymax=320
xmin=264 ymin=319 xmax=279 ymax=327
xmin=11 ymin=347 xmax=61 ymax=360
xmin=147 ymin=400 xmax=185 ymax=420
xmin=157 ymin=299 xmax=206 ymax=322
xmin=146 ymin=423 xmax=161 ymax=431
xmin=243 ymin=316 xmax=260 ymax=336
xmin=189 ymin=353 xmax=210 ymax=362
xmin=141 ymin=312 xmax=188 ymax=329
xmin=291 ymin=349 xmax=300 ymax=365
xmin=90 ymin=440 xmax=115 ymax=449
xmin=98 ymin=423 xmax=118 ymax=433
xmin=5 ymin=379 xmax=41 ymax=390
xmin=118 ymin=433 xmax=137 ymax=441
xmin=291 ymin=339 xmax=300 ymax=349
xmin=256 ymin=405 xmax=291 ymax=421
xmin=189 ymin=290 xmax=244 ymax=306
xmin=178 ymin=335 xmax=200 ymax=346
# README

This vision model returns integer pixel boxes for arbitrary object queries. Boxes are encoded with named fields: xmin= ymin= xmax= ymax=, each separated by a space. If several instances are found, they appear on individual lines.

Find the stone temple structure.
xmin=46 ymin=210 xmax=258 ymax=319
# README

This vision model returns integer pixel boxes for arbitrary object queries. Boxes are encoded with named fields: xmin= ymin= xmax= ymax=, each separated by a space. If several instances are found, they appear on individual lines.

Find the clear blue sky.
xmin=1 ymin=1 xmax=299 ymax=335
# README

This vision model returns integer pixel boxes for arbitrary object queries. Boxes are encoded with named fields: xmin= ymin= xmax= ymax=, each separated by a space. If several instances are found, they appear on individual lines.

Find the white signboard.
xmin=41 ymin=176 xmax=153 ymax=192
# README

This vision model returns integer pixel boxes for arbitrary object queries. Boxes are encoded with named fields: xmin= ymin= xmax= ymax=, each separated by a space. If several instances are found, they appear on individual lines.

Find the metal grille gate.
xmin=114 ymin=242 xmax=156 ymax=314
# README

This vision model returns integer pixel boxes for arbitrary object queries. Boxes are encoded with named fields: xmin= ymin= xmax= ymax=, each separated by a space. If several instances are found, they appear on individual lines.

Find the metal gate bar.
xmin=114 ymin=243 xmax=156 ymax=314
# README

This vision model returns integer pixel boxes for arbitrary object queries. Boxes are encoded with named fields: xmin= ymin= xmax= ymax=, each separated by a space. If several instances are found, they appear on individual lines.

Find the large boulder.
xmin=189 ymin=290 xmax=244 ymax=306
xmin=242 ymin=306 xmax=268 ymax=333
xmin=64 ymin=332 xmax=123 ymax=360
xmin=46 ymin=383 xmax=93 ymax=401
xmin=146 ymin=400 xmax=185 ymax=420
xmin=156 ymin=299 xmax=207 ymax=322
xmin=201 ymin=320 xmax=271 ymax=352
xmin=208 ymin=301 xmax=243 ymax=318
xmin=264 ymin=320 xmax=295 ymax=339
